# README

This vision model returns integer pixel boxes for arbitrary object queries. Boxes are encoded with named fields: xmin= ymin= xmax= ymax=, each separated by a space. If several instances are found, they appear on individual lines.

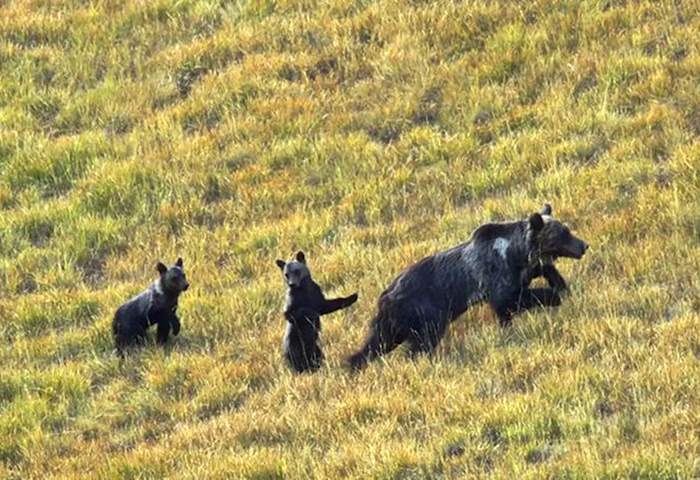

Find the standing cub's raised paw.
xmin=276 ymin=251 xmax=357 ymax=373
xmin=112 ymin=257 xmax=190 ymax=356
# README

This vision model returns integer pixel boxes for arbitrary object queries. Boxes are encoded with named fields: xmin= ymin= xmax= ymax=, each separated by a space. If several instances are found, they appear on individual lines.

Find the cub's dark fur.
xmin=113 ymin=258 xmax=190 ymax=355
xmin=348 ymin=204 xmax=588 ymax=370
xmin=276 ymin=251 xmax=358 ymax=373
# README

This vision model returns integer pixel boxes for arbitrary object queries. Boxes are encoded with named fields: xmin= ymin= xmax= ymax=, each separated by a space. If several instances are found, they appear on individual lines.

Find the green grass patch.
xmin=1 ymin=0 xmax=699 ymax=477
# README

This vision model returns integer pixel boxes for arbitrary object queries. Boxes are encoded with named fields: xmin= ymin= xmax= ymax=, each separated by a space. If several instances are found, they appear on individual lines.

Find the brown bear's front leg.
xmin=516 ymin=288 xmax=562 ymax=311
xmin=541 ymin=264 xmax=568 ymax=293
xmin=493 ymin=305 xmax=513 ymax=327
xmin=490 ymin=288 xmax=521 ymax=327
xmin=491 ymin=287 xmax=562 ymax=326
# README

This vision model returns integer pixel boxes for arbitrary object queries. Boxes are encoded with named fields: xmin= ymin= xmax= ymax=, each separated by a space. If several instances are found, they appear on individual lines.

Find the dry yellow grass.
xmin=1 ymin=0 xmax=699 ymax=478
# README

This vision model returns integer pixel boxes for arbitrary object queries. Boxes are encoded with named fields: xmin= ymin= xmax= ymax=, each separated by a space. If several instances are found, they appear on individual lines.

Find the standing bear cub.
xmin=348 ymin=204 xmax=588 ymax=370
xmin=276 ymin=251 xmax=358 ymax=373
xmin=113 ymin=258 xmax=190 ymax=355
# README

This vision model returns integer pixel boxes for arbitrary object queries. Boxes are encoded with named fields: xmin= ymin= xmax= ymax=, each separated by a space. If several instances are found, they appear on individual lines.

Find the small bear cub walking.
xmin=113 ymin=258 xmax=190 ymax=355
xmin=276 ymin=251 xmax=358 ymax=373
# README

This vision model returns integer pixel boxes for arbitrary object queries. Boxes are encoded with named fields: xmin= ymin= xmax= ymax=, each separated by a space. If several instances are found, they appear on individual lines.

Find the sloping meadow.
xmin=1 ymin=0 xmax=699 ymax=477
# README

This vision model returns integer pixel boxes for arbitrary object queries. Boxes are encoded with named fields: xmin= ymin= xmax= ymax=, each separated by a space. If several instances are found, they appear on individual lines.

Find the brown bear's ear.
xmin=175 ymin=257 xmax=183 ymax=268
xmin=156 ymin=262 xmax=168 ymax=275
xmin=528 ymin=213 xmax=544 ymax=232
xmin=275 ymin=259 xmax=286 ymax=270
xmin=295 ymin=251 xmax=306 ymax=263
xmin=540 ymin=203 xmax=552 ymax=216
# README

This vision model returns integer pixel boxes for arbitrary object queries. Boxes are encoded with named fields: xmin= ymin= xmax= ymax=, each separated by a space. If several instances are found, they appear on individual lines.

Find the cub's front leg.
xmin=319 ymin=293 xmax=358 ymax=315
xmin=170 ymin=309 xmax=181 ymax=336
xmin=156 ymin=318 xmax=171 ymax=344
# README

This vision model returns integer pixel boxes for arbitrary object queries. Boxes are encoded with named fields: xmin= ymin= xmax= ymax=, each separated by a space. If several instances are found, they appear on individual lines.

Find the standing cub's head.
xmin=528 ymin=204 xmax=589 ymax=261
xmin=156 ymin=257 xmax=190 ymax=295
xmin=276 ymin=251 xmax=311 ymax=288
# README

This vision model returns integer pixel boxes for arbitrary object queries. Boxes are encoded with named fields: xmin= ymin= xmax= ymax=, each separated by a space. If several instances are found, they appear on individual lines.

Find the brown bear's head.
xmin=528 ymin=204 xmax=589 ymax=261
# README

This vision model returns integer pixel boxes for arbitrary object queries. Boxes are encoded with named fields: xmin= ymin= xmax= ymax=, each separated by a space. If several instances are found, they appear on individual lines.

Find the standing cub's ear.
xmin=175 ymin=257 xmax=184 ymax=268
xmin=156 ymin=262 xmax=168 ymax=275
xmin=295 ymin=251 xmax=306 ymax=263
xmin=528 ymin=213 xmax=544 ymax=232
xmin=540 ymin=203 xmax=553 ymax=216
xmin=276 ymin=259 xmax=286 ymax=270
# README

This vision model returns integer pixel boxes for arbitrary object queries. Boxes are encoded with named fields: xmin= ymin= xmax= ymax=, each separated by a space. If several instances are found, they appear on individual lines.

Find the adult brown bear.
xmin=348 ymin=204 xmax=588 ymax=370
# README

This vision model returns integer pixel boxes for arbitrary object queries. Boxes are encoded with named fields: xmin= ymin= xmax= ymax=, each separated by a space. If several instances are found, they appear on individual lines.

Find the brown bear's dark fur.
xmin=348 ymin=204 xmax=588 ymax=370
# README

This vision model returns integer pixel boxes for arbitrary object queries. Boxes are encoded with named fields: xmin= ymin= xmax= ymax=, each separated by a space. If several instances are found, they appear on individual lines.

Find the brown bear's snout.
xmin=570 ymin=238 xmax=589 ymax=259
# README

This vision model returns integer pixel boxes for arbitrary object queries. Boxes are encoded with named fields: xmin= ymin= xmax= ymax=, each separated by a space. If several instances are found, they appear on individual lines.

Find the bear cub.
xmin=113 ymin=258 xmax=190 ymax=355
xmin=348 ymin=204 xmax=588 ymax=370
xmin=276 ymin=251 xmax=358 ymax=373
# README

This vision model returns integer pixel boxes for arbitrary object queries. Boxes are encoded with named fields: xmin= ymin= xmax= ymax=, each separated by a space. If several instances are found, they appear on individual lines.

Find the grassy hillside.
xmin=1 ymin=0 xmax=699 ymax=477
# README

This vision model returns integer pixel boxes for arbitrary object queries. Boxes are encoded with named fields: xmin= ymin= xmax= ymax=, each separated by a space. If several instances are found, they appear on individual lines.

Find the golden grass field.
xmin=1 ymin=0 xmax=700 ymax=477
